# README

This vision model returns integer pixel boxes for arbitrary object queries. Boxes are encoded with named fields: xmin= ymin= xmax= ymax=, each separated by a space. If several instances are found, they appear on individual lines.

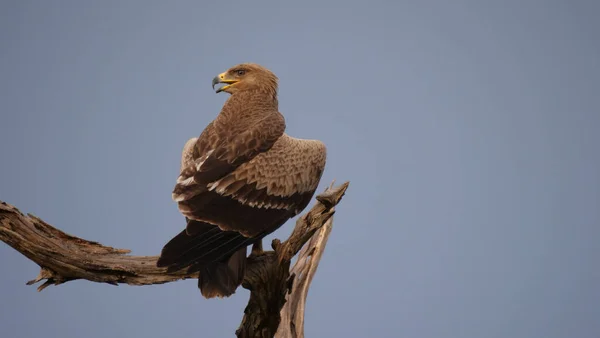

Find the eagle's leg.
xmin=251 ymin=240 xmax=263 ymax=255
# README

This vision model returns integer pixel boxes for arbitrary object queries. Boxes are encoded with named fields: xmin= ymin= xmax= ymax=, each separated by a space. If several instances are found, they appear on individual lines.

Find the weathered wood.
xmin=275 ymin=217 xmax=334 ymax=338
xmin=0 ymin=181 xmax=349 ymax=338
xmin=0 ymin=203 xmax=196 ymax=290
xmin=237 ymin=182 xmax=348 ymax=338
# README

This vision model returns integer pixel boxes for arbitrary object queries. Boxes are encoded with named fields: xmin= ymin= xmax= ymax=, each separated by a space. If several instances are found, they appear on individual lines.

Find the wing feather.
xmin=172 ymin=114 xmax=285 ymax=202
xmin=175 ymin=136 xmax=326 ymax=238
xmin=209 ymin=135 xmax=327 ymax=213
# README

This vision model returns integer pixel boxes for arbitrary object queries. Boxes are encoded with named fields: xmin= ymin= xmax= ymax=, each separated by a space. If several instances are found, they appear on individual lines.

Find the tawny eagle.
xmin=156 ymin=63 xmax=327 ymax=298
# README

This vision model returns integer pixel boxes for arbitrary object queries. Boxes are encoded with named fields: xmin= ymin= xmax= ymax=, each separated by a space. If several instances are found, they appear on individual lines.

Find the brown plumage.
xmin=156 ymin=63 xmax=327 ymax=298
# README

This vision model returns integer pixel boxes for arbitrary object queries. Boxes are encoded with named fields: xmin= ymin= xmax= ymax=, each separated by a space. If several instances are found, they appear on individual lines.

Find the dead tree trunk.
xmin=0 ymin=181 xmax=349 ymax=338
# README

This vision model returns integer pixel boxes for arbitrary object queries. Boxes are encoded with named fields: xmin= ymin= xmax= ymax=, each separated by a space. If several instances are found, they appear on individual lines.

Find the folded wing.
xmin=198 ymin=135 xmax=327 ymax=236
xmin=172 ymin=113 xmax=286 ymax=203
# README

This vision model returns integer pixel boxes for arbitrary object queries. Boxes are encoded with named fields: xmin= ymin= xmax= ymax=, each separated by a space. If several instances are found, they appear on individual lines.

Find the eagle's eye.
xmin=236 ymin=69 xmax=246 ymax=76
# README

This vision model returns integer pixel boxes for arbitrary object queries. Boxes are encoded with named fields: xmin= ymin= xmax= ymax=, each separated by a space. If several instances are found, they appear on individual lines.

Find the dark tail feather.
xmin=156 ymin=220 xmax=250 ymax=298
xmin=198 ymin=247 xmax=247 ymax=298
xmin=157 ymin=221 xmax=246 ymax=271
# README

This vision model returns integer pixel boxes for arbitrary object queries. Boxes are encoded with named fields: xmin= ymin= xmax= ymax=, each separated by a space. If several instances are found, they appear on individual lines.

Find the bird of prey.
xmin=156 ymin=63 xmax=327 ymax=298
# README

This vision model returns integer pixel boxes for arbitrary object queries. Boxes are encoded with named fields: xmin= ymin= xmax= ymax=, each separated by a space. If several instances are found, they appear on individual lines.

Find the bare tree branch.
xmin=0 ymin=203 xmax=196 ymax=291
xmin=236 ymin=182 xmax=348 ymax=338
xmin=0 ymin=181 xmax=349 ymax=338
xmin=275 ymin=216 xmax=334 ymax=338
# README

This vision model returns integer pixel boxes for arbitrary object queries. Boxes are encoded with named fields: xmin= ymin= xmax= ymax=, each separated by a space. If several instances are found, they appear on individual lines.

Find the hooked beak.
xmin=212 ymin=72 xmax=239 ymax=93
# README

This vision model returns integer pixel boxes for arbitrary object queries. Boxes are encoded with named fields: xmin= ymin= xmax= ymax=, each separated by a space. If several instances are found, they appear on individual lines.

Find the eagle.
xmin=156 ymin=63 xmax=327 ymax=298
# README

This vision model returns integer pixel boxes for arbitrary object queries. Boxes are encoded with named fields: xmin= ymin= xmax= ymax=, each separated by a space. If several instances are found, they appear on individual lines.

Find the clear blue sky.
xmin=1 ymin=1 xmax=599 ymax=337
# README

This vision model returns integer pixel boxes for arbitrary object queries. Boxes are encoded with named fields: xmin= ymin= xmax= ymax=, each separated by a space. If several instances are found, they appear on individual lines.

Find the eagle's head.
xmin=212 ymin=63 xmax=278 ymax=96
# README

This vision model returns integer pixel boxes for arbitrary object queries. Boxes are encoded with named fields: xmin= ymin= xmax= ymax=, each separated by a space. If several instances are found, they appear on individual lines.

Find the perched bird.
xmin=156 ymin=63 xmax=327 ymax=298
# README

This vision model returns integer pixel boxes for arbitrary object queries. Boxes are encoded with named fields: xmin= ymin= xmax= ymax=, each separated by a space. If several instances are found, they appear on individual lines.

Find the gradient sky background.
xmin=1 ymin=1 xmax=599 ymax=337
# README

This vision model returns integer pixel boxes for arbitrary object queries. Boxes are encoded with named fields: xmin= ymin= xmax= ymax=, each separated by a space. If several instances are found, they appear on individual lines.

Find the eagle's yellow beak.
xmin=212 ymin=72 xmax=239 ymax=93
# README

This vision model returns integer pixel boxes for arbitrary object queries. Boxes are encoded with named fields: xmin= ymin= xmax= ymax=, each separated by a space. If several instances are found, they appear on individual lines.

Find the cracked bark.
xmin=0 ymin=181 xmax=349 ymax=338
